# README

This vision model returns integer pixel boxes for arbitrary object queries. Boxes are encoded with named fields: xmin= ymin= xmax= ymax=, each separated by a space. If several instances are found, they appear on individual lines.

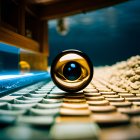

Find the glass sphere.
xmin=51 ymin=50 xmax=93 ymax=92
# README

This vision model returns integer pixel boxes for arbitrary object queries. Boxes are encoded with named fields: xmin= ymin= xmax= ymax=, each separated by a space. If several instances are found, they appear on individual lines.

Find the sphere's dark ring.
xmin=51 ymin=49 xmax=94 ymax=92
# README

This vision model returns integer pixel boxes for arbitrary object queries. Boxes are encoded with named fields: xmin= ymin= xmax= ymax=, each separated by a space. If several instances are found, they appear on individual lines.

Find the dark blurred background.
xmin=0 ymin=43 xmax=19 ymax=72
xmin=48 ymin=0 xmax=140 ymax=66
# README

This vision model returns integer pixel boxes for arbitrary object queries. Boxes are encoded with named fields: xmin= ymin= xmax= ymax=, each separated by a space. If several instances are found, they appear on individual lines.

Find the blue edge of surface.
xmin=0 ymin=42 xmax=51 ymax=97
xmin=0 ymin=71 xmax=51 ymax=97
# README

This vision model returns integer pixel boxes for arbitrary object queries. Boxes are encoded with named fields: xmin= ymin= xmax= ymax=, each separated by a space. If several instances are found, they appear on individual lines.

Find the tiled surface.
xmin=0 ymin=77 xmax=140 ymax=140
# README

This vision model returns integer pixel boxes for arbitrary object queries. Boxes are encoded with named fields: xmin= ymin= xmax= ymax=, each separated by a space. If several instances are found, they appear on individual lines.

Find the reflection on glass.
xmin=19 ymin=61 xmax=31 ymax=73
xmin=51 ymin=50 xmax=93 ymax=92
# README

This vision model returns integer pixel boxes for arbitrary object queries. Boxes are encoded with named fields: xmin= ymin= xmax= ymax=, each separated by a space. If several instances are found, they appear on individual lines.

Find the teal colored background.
xmin=48 ymin=0 xmax=140 ymax=66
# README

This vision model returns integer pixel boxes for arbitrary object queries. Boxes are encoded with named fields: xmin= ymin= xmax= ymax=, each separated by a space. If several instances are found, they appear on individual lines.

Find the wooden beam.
xmin=18 ymin=0 xmax=26 ymax=35
xmin=25 ymin=4 xmax=40 ymax=18
xmin=0 ymin=27 xmax=40 ymax=52
xmin=27 ymin=0 xmax=64 ymax=5
xmin=39 ymin=0 xmax=128 ymax=20
xmin=39 ymin=20 xmax=49 ymax=55
xmin=0 ymin=1 xmax=1 ymax=23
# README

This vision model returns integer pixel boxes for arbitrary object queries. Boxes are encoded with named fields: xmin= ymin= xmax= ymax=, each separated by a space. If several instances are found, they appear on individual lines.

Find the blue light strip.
xmin=0 ymin=42 xmax=19 ymax=54
xmin=0 ymin=71 xmax=51 ymax=97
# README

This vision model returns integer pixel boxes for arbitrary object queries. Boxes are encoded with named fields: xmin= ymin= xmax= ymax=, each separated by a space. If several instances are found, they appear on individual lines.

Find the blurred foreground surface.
xmin=0 ymin=55 xmax=140 ymax=140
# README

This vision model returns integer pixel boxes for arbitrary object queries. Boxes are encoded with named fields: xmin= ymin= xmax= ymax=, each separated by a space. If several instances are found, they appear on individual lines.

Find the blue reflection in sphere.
xmin=63 ymin=61 xmax=81 ymax=81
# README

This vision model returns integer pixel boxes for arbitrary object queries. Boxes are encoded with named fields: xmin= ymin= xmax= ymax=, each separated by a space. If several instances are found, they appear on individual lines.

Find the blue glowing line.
xmin=0 ymin=42 xmax=19 ymax=54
